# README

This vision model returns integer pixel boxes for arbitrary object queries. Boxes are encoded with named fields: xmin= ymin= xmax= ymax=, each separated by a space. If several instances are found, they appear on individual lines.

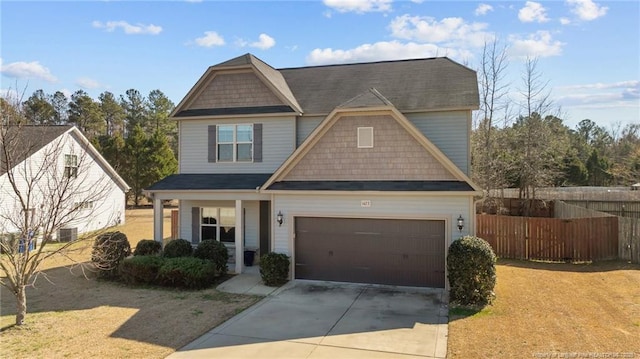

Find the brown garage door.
xmin=294 ymin=217 xmax=445 ymax=288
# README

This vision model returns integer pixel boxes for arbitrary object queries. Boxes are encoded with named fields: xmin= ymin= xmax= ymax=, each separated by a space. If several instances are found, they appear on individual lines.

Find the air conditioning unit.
xmin=58 ymin=228 xmax=78 ymax=242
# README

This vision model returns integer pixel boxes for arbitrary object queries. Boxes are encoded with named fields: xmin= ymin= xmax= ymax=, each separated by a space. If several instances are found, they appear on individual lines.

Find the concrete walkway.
xmin=215 ymin=265 xmax=278 ymax=296
xmin=168 ymin=273 xmax=449 ymax=359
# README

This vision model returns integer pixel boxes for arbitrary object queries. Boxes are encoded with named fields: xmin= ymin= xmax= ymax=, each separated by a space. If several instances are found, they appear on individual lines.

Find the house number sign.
xmin=360 ymin=200 xmax=372 ymax=208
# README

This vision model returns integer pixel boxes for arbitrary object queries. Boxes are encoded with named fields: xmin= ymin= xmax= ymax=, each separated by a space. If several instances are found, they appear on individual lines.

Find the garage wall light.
xmin=457 ymin=215 xmax=464 ymax=232
xmin=276 ymin=211 xmax=284 ymax=227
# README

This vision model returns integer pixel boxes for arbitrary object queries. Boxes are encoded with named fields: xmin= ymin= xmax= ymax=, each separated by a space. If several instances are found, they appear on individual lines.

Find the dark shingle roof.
xmin=279 ymin=57 xmax=479 ymax=114
xmin=1 ymin=125 xmax=72 ymax=175
xmin=175 ymin=105 xmax=294 ymax=117
xmin=266 ymin=180 xmax=475 ymax=191
xmin=146 ymin=173 xmax=272 ymax=191
xmin=181 ymin=54 xmax=479 ymax=117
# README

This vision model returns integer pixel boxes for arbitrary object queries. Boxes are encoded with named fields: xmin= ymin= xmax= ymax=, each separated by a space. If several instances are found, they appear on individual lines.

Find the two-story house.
xmin=1 ymin=125 xmax=129 ymax=243
xmin=146 ymin=54 xmax=480 ymax=288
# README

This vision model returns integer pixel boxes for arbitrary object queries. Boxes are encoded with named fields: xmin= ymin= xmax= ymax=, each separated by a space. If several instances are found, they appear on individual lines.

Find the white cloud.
xmin=92 ymin=20 xmax=162 ymax=35
xmin=508 ymin=31 xmax=564 ymax=58
xmin=566 ymin=0 xmax=608 ymax=21
xmin=558 ymin=80 xmax=640 ymax=91
xmin=0 ymin=58 xmax=57 ymax=82
xmin=560 ymin=17 xmax=571 ymax=25
xmin=250 ymin=34 xmax=276 ymax=50
xmin=475 ymin=4 xmax=494 ymax=16
xmin=410 ymin=0 xmax=425 ymax=3
xmin=518 ymin=1 xmax=549 ymax=23
xmin=194 ymin=31 xmax=225 ymax=47
xmin=76 ymin=77 xmax=101 ymax=89
xmin=306 ymin=41 xmax=472 ymax=65
xmin=389 ymin=15 xmax=492 ymax=48
xmin=323 ymin=0 xmax=392 ymax=14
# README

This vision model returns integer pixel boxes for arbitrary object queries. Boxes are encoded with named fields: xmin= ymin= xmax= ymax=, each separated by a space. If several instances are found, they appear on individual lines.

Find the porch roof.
xmin=146 ymin=173 xmax=272 ymax=191
xmin=265 ymin=180 xmax=475 ymax=191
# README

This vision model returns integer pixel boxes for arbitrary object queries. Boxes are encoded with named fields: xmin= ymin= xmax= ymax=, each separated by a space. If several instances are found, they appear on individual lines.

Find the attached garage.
xmin=294 ymin=217 xmax=446 ymax=288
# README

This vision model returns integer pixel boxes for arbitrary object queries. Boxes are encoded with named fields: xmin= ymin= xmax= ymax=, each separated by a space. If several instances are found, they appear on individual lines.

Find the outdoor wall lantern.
xmin=457 ymin=215 xmax=464 ymax=232
xmin=276 ymin=211 xmax=284 ymax=227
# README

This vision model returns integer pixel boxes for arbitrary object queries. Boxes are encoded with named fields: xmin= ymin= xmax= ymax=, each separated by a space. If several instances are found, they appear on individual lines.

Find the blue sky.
xmin=1 ymin=0 xmax=638 ymax=129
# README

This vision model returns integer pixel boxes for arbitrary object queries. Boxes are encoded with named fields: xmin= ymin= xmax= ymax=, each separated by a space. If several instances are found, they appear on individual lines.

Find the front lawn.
xmin=0 ymin=209 xmax=260 ymax=358
xmin=448 ymin=259 xmax=640 ymax=358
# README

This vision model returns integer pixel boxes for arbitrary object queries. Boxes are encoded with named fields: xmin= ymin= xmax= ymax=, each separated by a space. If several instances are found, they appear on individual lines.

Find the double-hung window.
xmin=201 ymin=207 xmax=236 ymax=244
xmin=64 ymin=154 xmax=78 ymax=178
xmin=217 ymin=124 xmax=253 ymax=162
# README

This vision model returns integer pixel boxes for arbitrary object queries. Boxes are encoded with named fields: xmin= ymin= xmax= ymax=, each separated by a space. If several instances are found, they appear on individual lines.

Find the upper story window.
xmin=208 ymin=123 xmax=262 ymax=164
xmin=217 ymin=124 xmax=253 ymax=162
xmin=64 ymin=154 xmax=78 ymax=178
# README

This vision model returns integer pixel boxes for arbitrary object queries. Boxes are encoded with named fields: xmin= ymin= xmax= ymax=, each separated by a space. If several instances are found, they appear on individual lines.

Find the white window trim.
xmin=200 ymin=207 xmax=236 ymax=244
xmin=64 ymin=154 xmax=78 ymax=178
xmin=357 ymin=127 xmax=374 ymax=148
xmin=217 ymin=124 xmax=254 ymax=163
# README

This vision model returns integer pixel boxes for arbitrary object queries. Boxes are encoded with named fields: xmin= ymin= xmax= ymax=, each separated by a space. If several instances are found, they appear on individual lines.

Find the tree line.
xmin=472 ymin=40 xmax=640 ymax=208
xmin=2 ymin=88 xmax=178 ymax=206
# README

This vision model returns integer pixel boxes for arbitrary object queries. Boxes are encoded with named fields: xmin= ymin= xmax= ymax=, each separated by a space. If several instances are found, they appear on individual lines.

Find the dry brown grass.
xmin=448 ymin=259 xmax=640 ymax=358
xmin=0 ymin=209 xmax=260 ymax=358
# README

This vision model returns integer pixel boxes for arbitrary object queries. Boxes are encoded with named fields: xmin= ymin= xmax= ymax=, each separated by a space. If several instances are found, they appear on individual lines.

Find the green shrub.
xmin=134 ymin=239 xmax=162 ymax=256
xmin=447 ymin=235 xmax=497 ymax=306
xmin=193 ymin=240 xmax=228 ymax=276
xmin=91 ymin=231 xmax=131 ymax=279
xmin=156 ymin=257 xmax=216 ymax=289
xmin=163 ymin=239 xmax=193 ymax=258
xmin=259 ymin=252 xmax=290 ymax=286
xmin=119 ymin=255 xmax=165 ymax=284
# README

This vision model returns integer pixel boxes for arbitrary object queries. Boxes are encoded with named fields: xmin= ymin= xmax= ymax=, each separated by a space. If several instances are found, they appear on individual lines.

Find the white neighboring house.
xmin=0 ymin=125 xmax=129 ymax=242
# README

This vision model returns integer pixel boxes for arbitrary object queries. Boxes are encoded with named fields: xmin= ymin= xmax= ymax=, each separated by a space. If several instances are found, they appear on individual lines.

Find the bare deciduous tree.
xmin=472 ymin=38 xmax=511 ymax=211
xmin=1 ymin=96 xmax=118 ymax=325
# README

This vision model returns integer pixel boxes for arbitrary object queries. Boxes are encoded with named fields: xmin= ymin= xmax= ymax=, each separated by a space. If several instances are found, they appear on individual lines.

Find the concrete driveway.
xmin=167 ymin=281 xmax=448 ymax=359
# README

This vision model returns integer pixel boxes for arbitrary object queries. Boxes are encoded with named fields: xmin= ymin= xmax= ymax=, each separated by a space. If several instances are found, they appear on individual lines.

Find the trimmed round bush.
xmin=163 ymin=238 xmax=193 ymax=258
xmin=119 ymin=255 xmax=165 ymax=284
xmin=447 ymin=235 xmax=497 ymax=306
xmin=91 ymin=231 xmax=131 ymax=279
xmin=259 ymin=252 xmax=290 ymax=287
xmin=134 ymin=239 xmax=162 ymax=256
xmin=157 ymin=257 xmax=216 ymax=289
xmin=193 ymin=240 xmax=229 ymax=276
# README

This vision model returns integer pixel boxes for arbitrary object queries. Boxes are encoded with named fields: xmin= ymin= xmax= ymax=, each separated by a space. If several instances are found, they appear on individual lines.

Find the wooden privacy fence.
xmin=477 ymin=214 xmax=619 ymax=262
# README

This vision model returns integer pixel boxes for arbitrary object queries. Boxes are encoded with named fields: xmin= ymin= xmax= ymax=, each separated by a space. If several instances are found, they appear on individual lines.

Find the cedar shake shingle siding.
xmin=189 ymin=72 xmax=285 ymax=109
xmin=284 ymin=115 xmax=457 ymax=181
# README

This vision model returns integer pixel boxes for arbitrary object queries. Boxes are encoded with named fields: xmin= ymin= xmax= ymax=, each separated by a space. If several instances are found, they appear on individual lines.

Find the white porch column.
xmin=235 ymin=200 xmax=244 ymax=274
xmin=153 ymin=196 xmax=164 ymax=244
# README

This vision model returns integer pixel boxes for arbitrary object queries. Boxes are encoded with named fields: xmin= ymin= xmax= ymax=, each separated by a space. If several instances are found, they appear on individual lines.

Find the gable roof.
xmin=263 ymin=101 xmax=481 ymax=192
xmin=1 ymin=125 xmax=129 ymax=192
xmin=172 ymin=54 xmax=479 ymax=118
xmin=1 ymin=125 xmax=72 ymax=175
xmin=172 ymin=53 xmax=302 ymax=117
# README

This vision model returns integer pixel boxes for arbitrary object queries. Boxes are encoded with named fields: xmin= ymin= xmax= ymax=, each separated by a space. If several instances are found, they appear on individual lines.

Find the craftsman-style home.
xmin=147 ymin=54 xmax=480 ymax=288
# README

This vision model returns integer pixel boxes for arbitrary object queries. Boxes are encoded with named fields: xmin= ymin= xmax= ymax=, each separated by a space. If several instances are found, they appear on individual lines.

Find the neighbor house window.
xmin=201 ymin=207 xmax=236 ymax=244
xmin=217 ymin=124 xmax=253 ymax=162
xmin=64 ymin=154 xmax=78 ymax=178
xmin=357 ymin=127 xmax=374 ymax=148
xmin=74 ymin=201 xmax=94 ymax=210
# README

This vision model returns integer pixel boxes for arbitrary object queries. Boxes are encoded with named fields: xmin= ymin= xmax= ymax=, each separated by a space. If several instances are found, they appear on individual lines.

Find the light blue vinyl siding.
xmin=406 ymin=111 xmax=470 ymax=175
xmin=296 ymin=116 xmax=325 ymax=147
xmin=179 ymin=117 xmax=295 ymax=174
